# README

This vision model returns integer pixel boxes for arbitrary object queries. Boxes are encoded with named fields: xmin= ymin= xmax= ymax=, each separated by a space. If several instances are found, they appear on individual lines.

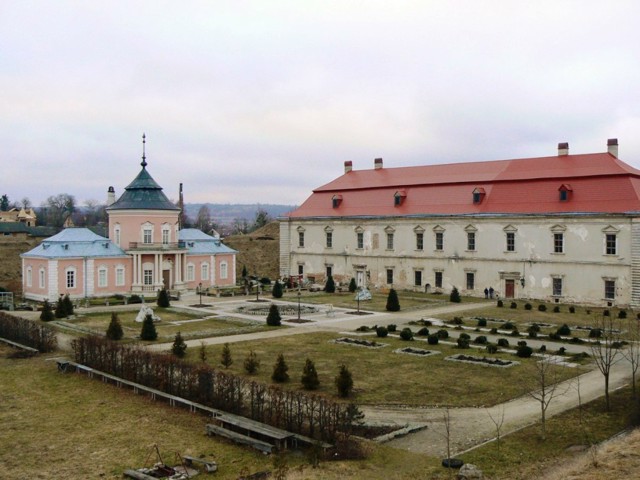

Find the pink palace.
xmin=21 ymin=143 xmax=237 ymax=301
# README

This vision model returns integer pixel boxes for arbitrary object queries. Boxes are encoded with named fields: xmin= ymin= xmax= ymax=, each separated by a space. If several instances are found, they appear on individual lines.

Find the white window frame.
xmin=220 ymin=261 xmax=228 ymax=280
xmin=114 ymin=224 xmax=121 ymax=247
xmin=98 ymin=266 xmax=108 ymax=288
xmin=39 ymin=268 xmax=45 ymax=289
xmin=115 ymin=266 xmax=125 ymax=286
xmin=66 ymin=267 xmax=76 ymax=289
xmin=186 ymin=263 xmax=195 ymax=282
xmin=26 ymin=266 xmax=32 ymax=288
xmin=201 ymin=262 xmax=209 ymax=281
xmin=143 ymin=269 xmax=153 ymax=286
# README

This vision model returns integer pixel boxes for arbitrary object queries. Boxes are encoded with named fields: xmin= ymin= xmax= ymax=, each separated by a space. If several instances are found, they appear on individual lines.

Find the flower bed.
xmin=333 ymin=337 xmax=387 ymax=348
xmin=394 ymin=347 xmax=440 ymax=357
xmin=445 ymin=354 xmax=519 ymax=368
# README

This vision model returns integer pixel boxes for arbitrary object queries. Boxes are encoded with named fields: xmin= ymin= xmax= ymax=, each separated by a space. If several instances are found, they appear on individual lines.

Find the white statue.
xmin=135 ymin=304 xmax=161 ymax=323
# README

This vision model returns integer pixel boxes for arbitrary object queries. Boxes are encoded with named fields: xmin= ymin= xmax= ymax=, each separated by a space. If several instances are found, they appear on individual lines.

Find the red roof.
xmin=289 ymin=152 xmax=640 ymax=218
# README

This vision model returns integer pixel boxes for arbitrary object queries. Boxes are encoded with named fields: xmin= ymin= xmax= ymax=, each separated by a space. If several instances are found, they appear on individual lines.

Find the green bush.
xmin=556 ymin=324 xmax=571 ymax=336
xmin=510 ymin=302 xmax=517 ymax=309
xmin=335 ymin=364 xmax=354 ymax=398
xmin=427 ymin=334 xmax=439 ymax=345
xmin=538 ymin=304 xmax=547 ymax=312
xmin=557 ymin=347 xmax=566 ymax=355
xmin=128 ymin=294 xmax=143 ymax=304
xmin=569 ymin=306 xmax=576 ymax=313
xmin=474 ymin=335 xmax=488 ymax=345
xmin=553 ymin=305 xmax=560 ymax=313
xmin=301 ymin=358 xmax=320 ymax=390
xmin=221 ymin=343 xmax=233 ymax=368
xmin=417 ymin=327 xmax=430 ymax=336
xmin=539 ymin=345 xmax=547 ymax=353
xmin=450 ymin=287 xmax=461 ymax=303
xmin=266 ymin=304 xmax=282 ymax=326
xmin=54 ymin=298 xmax=66 ymax=319
xmin=62 ymin=294 xmax=74 ymax=316
xmin=503 ymin=321 xmax=514 ymax=330
xmin=517 ymin=340 xmax=527 ymax=347
xmin=39 ymin=300 xmax=54 ymax=322
xmin=171 ymin=332 xmax=187 ymax=358
xmin=603 ymin=309 xmax=610 ymax=317
xmin=497 ymin=338 xmax=509 ymax=347
xmin=140 ymin=314 xmax=158 ymax=341
xmin=376 ymin=326 xmax=388 ymax=338
xmin=106 ymin=312 xmax=123 ymax=340
xmin=348 ymin=278 xmax=357 ymax=293
xmin=618 ymin=310 xmax=627 ymax=319
xmin=436 ymin=329 xmax=449 ymax=339
xmin=457 ymin=338 xmax=470 ymax=349
xmin=244 ymin=349 xmax=260 ymax=374
xmin=589 ymin=328 xmax=603 ymax=338
xmin=452 ymin=317 xmax=464 ymax=325
xmin=157 ymin=288 xmax=170 ymax=308
xmin=386 ymin=288 xmax=400 ymax=312
xmin=486 ymin=344 xmax=498 ymax=354
xmin=271 ymin=353 xmax=289 ymax=382
xmin=400 ymin=328 xmax=414 ymax=341
xmin=459 ymin=332 xmax=471 ymax=340
xmin=510 ymin=328 xmax=520 ymax=337
xmin=497 ymin=300 xmax=504 ymax=307
xmin=272 ymin=280 xmax=283 ymax=298
xmin=387 ymin=324 xmax=397 ymax=332
xmin=524 ymin=303 xmax=532 ymax=310
xmin=516 ymin=345 xmax=533 ymax=358
xmin=324 ymin=275 xmax=336 ymax=294
xmin=490 ymin=327 xmax=498 ymax=334
xmin=477 ymin=318 xmax=487 ymax=327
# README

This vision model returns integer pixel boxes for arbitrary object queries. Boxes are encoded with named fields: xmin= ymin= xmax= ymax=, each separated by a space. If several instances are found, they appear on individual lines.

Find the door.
xmin=505 ymin=279 xmax=515 ymax=298
xmin=356 ymin=270 xmax=365 ymax=288
xmin=163 ymin=270 xmax=171 ymax=289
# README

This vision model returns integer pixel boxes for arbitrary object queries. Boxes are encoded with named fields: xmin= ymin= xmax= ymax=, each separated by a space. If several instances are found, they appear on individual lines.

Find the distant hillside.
xmin=224 ymin=221 xmax=280 ymax=280
xmin=184 ymin=203 xmax=296 ymax=225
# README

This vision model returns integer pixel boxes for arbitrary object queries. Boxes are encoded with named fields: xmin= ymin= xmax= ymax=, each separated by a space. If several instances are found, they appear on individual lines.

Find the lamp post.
xmin=356 ymin=287 xmax=361 ymax=314
xmin=297 ymin=283 xmax=301 ymax=321
xmin=198 ymin=282 xmax=202 ymax=305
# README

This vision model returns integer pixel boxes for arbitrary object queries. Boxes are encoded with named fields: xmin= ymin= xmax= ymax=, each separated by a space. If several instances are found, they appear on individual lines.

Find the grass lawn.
xmin=191 ymin=331 xmax=581 ymax=407
xmin=59 ymin=308 xmax=272 ymax=341
xmin=460 ymin=385 xmax=636 ymax=480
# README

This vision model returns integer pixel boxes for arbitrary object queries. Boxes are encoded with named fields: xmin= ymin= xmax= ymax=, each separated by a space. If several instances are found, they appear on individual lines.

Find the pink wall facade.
xmin=108 ymin=210 xmax=180 ymax=249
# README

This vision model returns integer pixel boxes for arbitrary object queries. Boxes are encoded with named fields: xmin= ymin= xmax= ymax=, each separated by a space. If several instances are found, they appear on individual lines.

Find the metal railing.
xmin=128 ymin=241 xmax=186 ymax=250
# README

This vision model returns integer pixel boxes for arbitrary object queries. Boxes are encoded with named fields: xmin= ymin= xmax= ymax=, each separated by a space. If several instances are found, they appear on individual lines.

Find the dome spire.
xmin=141 ymin=133 xmax=147 ymax=168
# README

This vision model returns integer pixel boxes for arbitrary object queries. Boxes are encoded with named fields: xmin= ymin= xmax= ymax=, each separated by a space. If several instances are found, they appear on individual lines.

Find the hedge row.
xmin=0 ymin=312 xmax=58 ymax=352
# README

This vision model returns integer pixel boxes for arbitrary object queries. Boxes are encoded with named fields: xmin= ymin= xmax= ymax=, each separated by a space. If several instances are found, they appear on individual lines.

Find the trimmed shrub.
xmin=517 ymin=340 xmax=527 ymax=347
xmin=427 ymin=334 xmax=439 ymax=345
xmin=140 ymin=314 xmax=158 ymax=341
xmin=477 ymin=318 xmax=487 ymax=327
xmin=260 ymin=277 xmax=271 ymax=285
xmin=589 ymin=328 xmax=603 ymax=338
xmin=272 ymin=280 xmax=283 ymax=298
xmin=157 ymin=288 xmax=170 ymax=308
xmin=271 ymin=353 xmax=289 ymax=382
xmin=618 ymin=310 xmax=628 ymax=319
xmin=497 ymin=299 xmax=504 ymax=307
xmin=490 ymin=327 xmax=498 ymax=334
xmin=497 ymin=338 xmax=509 ymax=347
xmin=510 ymin=328 xmax=520 ymax=337
xmin=324 ymin=275 xmax=336 ymax=294
xmin=106 ymin=312 xmax=123 ymax=340
xmin=417 ymin=327 xmax=430 ymax=336
xmin=62 ymin=294 xmax=74 ymax=316
xmin=335 ymin=364 xmax=354 ymax=398
xmin=171 ymin=332 xmax=187 ymax=358
xmin=266 ymin=304 xmax=282 ymax=326
xmin=450 ymin=287 xmax=461 ymax=303
xmin=128 ymin=294 xmax=143 ymax=304
xmin=516 ymin=345 xmax=533 ymax=358
xmin=457 ymin=338 xmax=470 ymax=349
xmin=569 ymin=306 xmax=576 ymax=313
xmin=524 ymin=303 xmax=532 ymax=310
xmin=557 ymin=347 xmax=566 ymax=356
xmin=301 ymin=358 xmax=320 ymax=390
xmin=603 ymin=309 xmax=610 ymax=317
xmin=387 ymin=324 xmax=397 ymax=332
xmin=54 ymin=298 xmax=66 ymax=319
xmin=553 ymin=305 xmax=560 ymax=313
xmin=510 ymin=302 xmax=517 ymax=309
xmin=503 ymin=322 xmax=514 ymax=330
xmin=538 ymin=304 xmax=547 ymax=312
xmin=436 ymin=329 xmax=449 ymax=339
xmin=459 ymin=333 xmax=471 ymax=340
xmin=474 ymin=335 xmax=488 ymax=345
xmin=221 ymin=343 xmax=233 ymax=368
xmin=539 ymin=345 xmax=547 ymax=353
xmin=556 ymin=324 xmax=571 ymax=336
xmin=486 ymin=344 xmax=498 ymax=354
xmin=40 ymin=300 xmax=54 ymax=322
xmin=400 ymin=328 xmax=414 ymax=341
xmin=376 ymin=326 xmax=388 ymax=338
xmin=348 ymin=278 xmax=357 ymax=293
xmin=386 ymin=288 xmax=400 ymax=312
xmin=452 ymin=317 xmax=464 ymax=325
xmin=244 ymin=350 xmax=260 ymax=374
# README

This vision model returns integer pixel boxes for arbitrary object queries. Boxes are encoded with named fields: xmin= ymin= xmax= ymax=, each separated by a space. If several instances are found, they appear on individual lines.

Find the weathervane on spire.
xmin=141 ymin=133 xmax=147 ymax=168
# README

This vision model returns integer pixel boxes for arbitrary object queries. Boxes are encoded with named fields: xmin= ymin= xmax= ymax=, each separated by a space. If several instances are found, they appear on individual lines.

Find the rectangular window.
xmin=201 ymin=263 xmax=209 ymax=281
xmin=66 ymin=270 xmax=75 ymax=289
xmin=115 ymin=229 xmax=121 ymax=246
xmin=220 ymin=262 xmax=228 ymax=279
xmin=467 ymin=232 xmax=476 ymax=251
xmin=39 ymin=269 xmax=45 ymax=288
xmin=386 ymin=233 xmax=394 ymax=250
xmin=116 ymin=267 xmax=125 ymax=286
xmin=386 ymin=269 xmax=393 ymax=285
xmin=435 ymin=271 xmax=443 ymax=288
xmin=143 ymin=229 xmax=152 ymax=244
xmin=606 ymin=234 xmax=617 ymax=255
xmin=435 ymin=232 xmax=444 ymax=251
xmin=414 ymin=270 xmax=422 ymax=287
xmin=604 ymin=280 xmax=615 ymax=300
xmin=298 ymin=231 xmax=305 ymax=248
xmin=357 ymin=232 xmax=364 ymax=249
xmin=506 ymin=232 xmax=515 ymax=252
xmin=326 ymin=231 xmax=333 ymax=248
xmin=162 ymin=229 xmax=170 ymax=245
xmin=416 ymin=232 xmax=424 ymax=250
xmin=144 ymin=269 xmax=153 ymax=285
xmin=326 ymin=266 xmax=332 ymax=278
xmin=298 ymin=264 xmax=304 ymax=276
xmin=466 ymin=272 xmax=475 ymax=290
xmin=552 ymin=277 xmax=562 ymax=296
xmin=553 ymin=233 xmax=564 ymax=253
xmin=26 ymin=268 xmax=32 ymax=288
xmin=98 ymin=269 xmax=107 ymax=288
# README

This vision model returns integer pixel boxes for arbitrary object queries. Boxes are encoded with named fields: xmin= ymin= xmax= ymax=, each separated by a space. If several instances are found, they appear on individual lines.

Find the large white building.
xmin=280 ymin=139 xmax=640 ymax=306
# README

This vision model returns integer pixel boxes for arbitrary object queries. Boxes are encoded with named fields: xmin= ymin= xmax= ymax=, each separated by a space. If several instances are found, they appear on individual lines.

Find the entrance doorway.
xmin=356 ymin=270 xmax=365 ymax=288
xmin=163 ymin=270 xmax=171 ymax=289
xmin=505 ymin=279 xmax=515 ymax=298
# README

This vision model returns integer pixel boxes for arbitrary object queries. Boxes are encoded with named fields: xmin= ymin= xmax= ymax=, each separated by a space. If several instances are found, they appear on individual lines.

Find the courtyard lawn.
xmin=191 ymin=331 xmax=581 ymax=407
xmin=58 ymin=308 xmax=272 ymax=341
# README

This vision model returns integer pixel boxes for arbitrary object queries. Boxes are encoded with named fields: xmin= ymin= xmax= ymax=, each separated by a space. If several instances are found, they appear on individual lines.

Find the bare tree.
xmin=41 ymin=193 xmax=76 ymax=228
xmin=527 ymin=355 xmax=569 ymax=440
xmin=486 ymin=405 xmax=506 ymax=453
xmin=591 ymin=314 xmax=622 ymax=411
xmin=623 ymin=317 xmax=640 ymax=399
xmin=195 ymin=205 xmax=214 ymax=233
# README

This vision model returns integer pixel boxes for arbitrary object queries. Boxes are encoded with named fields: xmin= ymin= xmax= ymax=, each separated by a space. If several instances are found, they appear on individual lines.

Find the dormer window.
xmin=394 ymin=190 xmax=407 ymax=206
xmin=332 ymin=195 xmax=343 ymax=208
xmin=559 ymin=184 xmax=572 ymax=202
xmin=472 ymin=187 xmax=486 ymax=204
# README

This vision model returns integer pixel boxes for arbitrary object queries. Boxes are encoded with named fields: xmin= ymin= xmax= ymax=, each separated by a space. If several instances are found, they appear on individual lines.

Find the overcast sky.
xmin=2 ymin=1 xmax=640 ymax=208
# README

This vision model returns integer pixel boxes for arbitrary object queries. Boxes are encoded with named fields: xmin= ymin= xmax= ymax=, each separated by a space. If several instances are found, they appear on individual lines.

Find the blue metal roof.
xmin=179 ymin=228 xmax=237 ymax=254
xmin=21 ymin=228 xmax=127 ymax=259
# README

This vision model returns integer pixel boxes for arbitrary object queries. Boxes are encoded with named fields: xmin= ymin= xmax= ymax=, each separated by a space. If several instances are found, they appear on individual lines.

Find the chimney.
xmin=557 ymin=142 xmax=569 ymax=156
xmin=344 ymin=161 xmax=353 ymax=173
xmin=374 ymin=157 xmax=383 ymax=169
xmin=107 ymin=186 xmax=115 ymax=206
xmin=607 ymin=138 xmax=618 ymax=158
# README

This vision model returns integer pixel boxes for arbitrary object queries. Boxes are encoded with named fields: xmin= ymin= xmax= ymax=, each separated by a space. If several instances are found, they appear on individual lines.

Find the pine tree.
xmin=242 ymin=265 xmax=248 ymax=279
xmin=172 ymin=331 xmax=187 ymax=357
xmin=244 ymin=349 xmax=260 ymax=374
xmin=106 ymin=312 xmax=124 ymax=340
xmin=324 ymin=275 xmax=336 ymax=293
xmin=40 ymin=300 xmax=54 ymax=322
xmin=335 ymin=364 xmax=354 ymax=398
xmin=199 ymin=341 xmax=208 ymax=363
xmin=272 ymin=280 xmax=283 ymax=299
xmin=221 ymin=343 xmax=233 ymax=368
xmin=140 ymin=313 xmax=158 ymax=341
xmin=386 ymin=288 xmax=400 ymax=312
xmin=266 ymin=304 xmax=282 ymax=326
xmin=271 ymin=353 xmax=290 ymax=383
xmin=157 ymin=288 xmax=170 ymax=308
xmin=301 ymin=358 xmax=320 ymax=390
xmin=63 ymin=294 xmax=74 ymax=316
xmin=450 ymin=287 xmax=461 ymax=303
xmin=348 ymin=278 xmax=357 ymax=293
xmin=54 ymin=297 xmax=66 ymax=318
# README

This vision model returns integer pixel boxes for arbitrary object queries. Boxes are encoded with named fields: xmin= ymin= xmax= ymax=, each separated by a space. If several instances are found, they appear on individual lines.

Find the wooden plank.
xmin=0 ymin=336 xmax=39 ymax=353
